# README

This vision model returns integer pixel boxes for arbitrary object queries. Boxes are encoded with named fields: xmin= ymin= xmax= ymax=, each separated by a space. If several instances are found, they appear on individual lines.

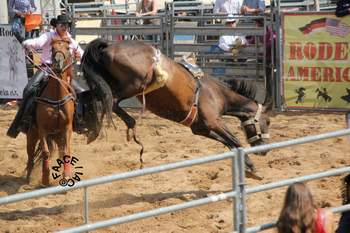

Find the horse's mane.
xmin=224 ymin=79 xmax=257 ymax=101
xmin=81 ymin=39 xmax=115 ymax=138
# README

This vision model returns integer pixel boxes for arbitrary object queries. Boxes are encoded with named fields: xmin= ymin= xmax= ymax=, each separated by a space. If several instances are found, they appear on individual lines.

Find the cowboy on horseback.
xmin=7 ymin=14 xmax=89 ymax=138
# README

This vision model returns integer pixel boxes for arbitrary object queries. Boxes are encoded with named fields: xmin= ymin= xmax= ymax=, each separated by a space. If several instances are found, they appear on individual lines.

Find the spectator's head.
xmin=254 ymin=18 xmax=264 ymax=27
xmin=277 ymin=182 xmax=317 ymax=233
xmin=225 ymin=14 xmax=237 ymax=27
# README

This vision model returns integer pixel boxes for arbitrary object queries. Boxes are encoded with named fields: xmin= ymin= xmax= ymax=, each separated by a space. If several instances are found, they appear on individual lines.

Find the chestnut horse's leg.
xmin=26 ymin=126 xmax=39 ymax=184
xmin=39 ymin=134 xmax=50 ymax=186
xmin=61 ymin=129 xmax=73 ymax=178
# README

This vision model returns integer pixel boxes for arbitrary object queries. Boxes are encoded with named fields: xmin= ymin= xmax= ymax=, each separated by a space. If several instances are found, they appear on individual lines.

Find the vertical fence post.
xmin=238 ymin=148 xmax=247 ymax=233
xmin=232 ymin=149 xmax=240 ymax=232
xmin=84 ymin=187 xmax=89 ymax=225
xmin=169 ymin=3 xmax=175 ymax=59
xmin=275 ymin=0 xmax=283 ymax=111
xmin=71 ymin=4 xmax=76 ymax=39
xmin=346 ymin=113 xmax=350 ymax=141
xmin=160 ymin=15 xmax=164 ymax=53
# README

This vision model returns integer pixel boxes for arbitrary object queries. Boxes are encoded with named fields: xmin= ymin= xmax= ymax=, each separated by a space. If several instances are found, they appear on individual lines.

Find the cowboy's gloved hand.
xmin=235 ymin=38 xmax=243 ymax=47
xmin=232 ymin=48 xmax=239 ymax=57
xmin=74 ymin=50 xmax=81 ymax=62
xmin=22 ymin=40 xmax=31 ymax=51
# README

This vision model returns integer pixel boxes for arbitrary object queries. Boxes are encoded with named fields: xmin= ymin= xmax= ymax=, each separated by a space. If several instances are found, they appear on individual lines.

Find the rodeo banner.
xmin=282 ymin=12 xmax=350 ymax=111
xmin=0 ymin=25 xmax=27 ymax=99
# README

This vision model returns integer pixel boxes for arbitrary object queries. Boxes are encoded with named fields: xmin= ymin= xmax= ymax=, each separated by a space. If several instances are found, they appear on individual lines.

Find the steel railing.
xmin=1 ymin=129 xmax=349 ymax=233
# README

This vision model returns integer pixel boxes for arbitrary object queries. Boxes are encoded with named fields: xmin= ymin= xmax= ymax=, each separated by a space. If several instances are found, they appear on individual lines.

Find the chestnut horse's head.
xmin=51 ymin=38 xmax=71 ymax=75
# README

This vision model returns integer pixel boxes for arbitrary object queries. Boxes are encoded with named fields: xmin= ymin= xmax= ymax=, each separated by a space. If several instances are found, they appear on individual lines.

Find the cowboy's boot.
xmin=7 ymin=70 xmax=46 ymax=138
xmin=72 ymin=79 xmax=89 ymax=134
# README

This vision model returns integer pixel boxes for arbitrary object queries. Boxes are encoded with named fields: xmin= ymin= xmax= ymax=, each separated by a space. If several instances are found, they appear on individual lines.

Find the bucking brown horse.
xmin=81 ymin=39 xmax=272 ymax=179
xmin=26 ymin=38 xmax=76 ymax=186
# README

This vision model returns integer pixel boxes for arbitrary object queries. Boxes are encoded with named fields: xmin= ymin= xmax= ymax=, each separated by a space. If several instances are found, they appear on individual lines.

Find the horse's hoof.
xmin=20 ymin=184 xmax=35 ymax=191
xmin=36 ymin=183 xmax=52 ymax=189
xmin=255 ymin=151 xmax=268 ymax=156
xmin=245 ymin=170 xmax=264 ymax=180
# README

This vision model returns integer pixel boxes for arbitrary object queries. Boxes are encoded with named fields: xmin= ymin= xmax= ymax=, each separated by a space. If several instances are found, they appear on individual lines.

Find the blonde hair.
xmin=277 ymin=183 xmax=316 ymax=233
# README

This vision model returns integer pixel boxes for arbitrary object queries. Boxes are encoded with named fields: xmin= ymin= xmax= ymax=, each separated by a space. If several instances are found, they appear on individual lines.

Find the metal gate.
xmin=1 ymin=129 xmax=349 ymax=233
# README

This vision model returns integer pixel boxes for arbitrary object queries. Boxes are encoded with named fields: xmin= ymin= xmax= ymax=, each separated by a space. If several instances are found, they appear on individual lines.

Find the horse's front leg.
xmin=57 ymin=129 xmax=73 ymax=179
xmin=26 ymin=126 xmax=39 ymax=184
xmin=64 ymin=128 xmax=73 ymax=178
xmin=38 ymin=134 xmax=50 ymax=186
xmin=191 ymin=120 xmax=261 ymax=180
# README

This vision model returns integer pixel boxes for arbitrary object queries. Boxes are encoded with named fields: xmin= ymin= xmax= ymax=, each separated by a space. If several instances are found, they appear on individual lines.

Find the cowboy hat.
xmin=225 ymin=14 xmax=237 ymax=23
xmin=56 ymin=14 xmax=72 ymax=24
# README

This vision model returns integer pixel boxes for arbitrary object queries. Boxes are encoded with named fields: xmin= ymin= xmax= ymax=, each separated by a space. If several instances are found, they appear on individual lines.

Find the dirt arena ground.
xmin=0 ymin=108 xmax=349 ymax=233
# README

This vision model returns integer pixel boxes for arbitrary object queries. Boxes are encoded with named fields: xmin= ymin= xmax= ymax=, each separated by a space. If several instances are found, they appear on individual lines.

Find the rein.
xmin=241 ymin=103 xmax=270 ymax=143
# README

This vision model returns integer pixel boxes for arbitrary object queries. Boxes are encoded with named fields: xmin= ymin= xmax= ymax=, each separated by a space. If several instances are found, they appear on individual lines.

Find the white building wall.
xmin=0 ymin=1 xmax=9 ymax=24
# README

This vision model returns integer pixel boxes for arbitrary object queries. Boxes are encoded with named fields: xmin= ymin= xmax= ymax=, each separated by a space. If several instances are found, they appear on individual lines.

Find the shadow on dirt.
xmin=89 ymin=190 xmax=230 ymax=209
xmin=0 ymin=206 xmax=65 ymax=220
xmin=0 ymin=175 xmax=26 ymax=195
xmin=0 ymin=189 xmax=229 ymax=220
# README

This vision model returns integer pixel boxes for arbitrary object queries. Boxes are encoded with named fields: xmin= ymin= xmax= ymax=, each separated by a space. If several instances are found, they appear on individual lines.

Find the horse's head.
xmin=241 ymin=102 xmax=271 ymax=155
xmin=51 ymin=38 xmax=71 ymax=74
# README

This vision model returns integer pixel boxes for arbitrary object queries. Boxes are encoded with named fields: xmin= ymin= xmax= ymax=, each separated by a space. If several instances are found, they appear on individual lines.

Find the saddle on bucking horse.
xmin=137 ymin=51 xmax=204 ymax=96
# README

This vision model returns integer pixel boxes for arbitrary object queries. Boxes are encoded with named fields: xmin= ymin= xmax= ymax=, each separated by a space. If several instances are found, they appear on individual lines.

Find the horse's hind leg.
xmin=26 ymin=127 xmax=38 ymax=183
xmin=113 ymin=102 xmax=136 ymax=140
xmin=113 ymin=102 xmax=144 ymax=167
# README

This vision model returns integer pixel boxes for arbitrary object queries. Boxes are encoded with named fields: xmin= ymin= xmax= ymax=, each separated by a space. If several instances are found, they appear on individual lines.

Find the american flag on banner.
xmin=325 ymin=18 xmax=350 ymax=37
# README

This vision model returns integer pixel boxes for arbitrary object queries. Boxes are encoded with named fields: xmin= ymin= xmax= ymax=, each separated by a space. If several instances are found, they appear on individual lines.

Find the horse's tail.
xmin=81 ymin=38 xmax=109 ymax=72
xmin=81 ymin=39 xmax=115 ymax=137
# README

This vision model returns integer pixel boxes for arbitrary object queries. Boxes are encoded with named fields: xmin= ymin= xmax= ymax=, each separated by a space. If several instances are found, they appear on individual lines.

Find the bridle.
xmin=241 ymin=103 xmax=270 ymax=144
xmin=52 ymin=49 xmax=76 ymax=74
xmin=35 ymin=42 xmax=76 ymax=107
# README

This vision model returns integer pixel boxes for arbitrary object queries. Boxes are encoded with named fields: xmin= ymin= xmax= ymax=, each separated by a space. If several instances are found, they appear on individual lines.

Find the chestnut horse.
xmin=81 ymin=39 xmax=271 ymax=179
xmin=26 ymin=38 xmax=75 ymax=186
